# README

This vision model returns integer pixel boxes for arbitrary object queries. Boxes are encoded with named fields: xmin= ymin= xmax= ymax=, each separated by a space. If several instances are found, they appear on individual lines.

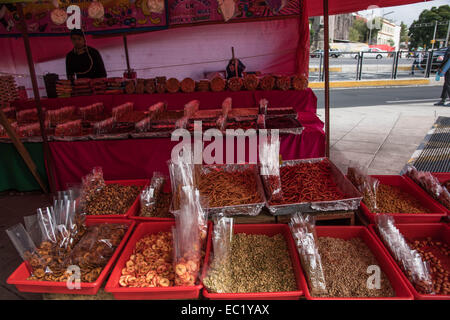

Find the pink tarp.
xmin=1 ymin=17 xmax=305 ymax=97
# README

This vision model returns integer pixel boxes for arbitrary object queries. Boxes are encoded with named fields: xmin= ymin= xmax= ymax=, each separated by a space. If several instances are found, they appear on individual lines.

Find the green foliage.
xmin=349 ymin=18 xmax=382 ymax=43
xmin=400 ymin=22 xmax=409 ymax=43
xmin=387 ymin=39 xmax=395 ymax=47
xmin=409 ymin=5 xmax=450 ymax=49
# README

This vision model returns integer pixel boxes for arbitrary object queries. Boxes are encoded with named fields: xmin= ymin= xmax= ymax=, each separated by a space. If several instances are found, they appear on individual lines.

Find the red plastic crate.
xmin=201 ymin=224 xmax=304 ymax=300
xmin=104 ymin=221 xmax=209 ymax=299
xmin=302 ymin=226 xmax=413 ymax=300
xmin=359 ymin=175 xmax=446 ymax=224
xmin=431 ymin=173 xmax=450 ymax=185
xmin=369 ymin=223 xmax=450 ymax=300
xmin=7 ymin=218 xmax=136 ymax=295
xmin=85 ymin=179 xmax=149 ymax=220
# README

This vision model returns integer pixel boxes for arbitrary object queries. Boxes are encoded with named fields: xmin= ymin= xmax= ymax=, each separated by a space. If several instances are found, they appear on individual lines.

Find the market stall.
xmin=2 ymin=0 xmax=449 ymax=303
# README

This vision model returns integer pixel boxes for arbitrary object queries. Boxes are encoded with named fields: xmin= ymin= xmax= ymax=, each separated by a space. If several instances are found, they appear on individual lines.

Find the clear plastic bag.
xmin=289 ymin=213 xmax=328 ymax=296
xmin=64 ymin=223 xmax=128 ymax=282
xmin=23 ymin=214 xmax=42 ymax=246
xmin=173 ymin=186 xmax=205 ymax=286
xmin=258 ymin=98 xmax=268 ymax=115
xmin=202 ymin=214 xmax=234 ymax=293
xmin=405 ymin=165 xmax=450 ymax=210
xmin=259 ymin=131 xmax=282 ymax=202
xmin=93 ymin=117 xmax=115 ymax=135
xmin=148 ymin=101 xmax=167 ymax=115
xmin=135 ymin=117 xmax=152 ymax=133
xmin=184 ymin=100 xmax=200 ymax=117
xmin=221 ymin=97 xmax=232 ymax=118
xmin=375 ymin=214 xmax=434 ymax=294
xmin=79 ymin=102 xmax=104 ymax=121
xmin=6 ymin=223 xmax=39 ymax=262
xmin=140 ymin=172 xmax=166 ymax=217
xmin=36 ymin=206 xmax=57 ymax=244
xmin=46 ymin=106 xmax=76 ymax=126
xmin=175 ymin=116 xmax=189 ymax=129
xmin=347 ymin=165 xmax=380 ymax=212
xmin=79 ymin=167 xmax=106 ymax=211
xmin=112 ymin=102 xmax=133 ymax=121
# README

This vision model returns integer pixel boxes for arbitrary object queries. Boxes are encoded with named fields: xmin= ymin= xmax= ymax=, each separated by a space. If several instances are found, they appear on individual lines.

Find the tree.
xmin=349 ymin=19 xmax=368 ymax=42
xmin=349 ymin=17 xmax=382 ymax=43
xmin=387 ymin=39 xmax=395 ymax=47
xmin=408 ymin=5 xmax=450 ymax=49
xmin=400 ymin=22 xmax=409 ymax=43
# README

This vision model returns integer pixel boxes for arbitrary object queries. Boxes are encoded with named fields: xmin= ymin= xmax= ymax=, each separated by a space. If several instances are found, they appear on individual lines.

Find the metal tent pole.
xmin=323 ymin=0 xmax=330 ymax=158
xmin=17 ymin=2 xmax=55 ymax=193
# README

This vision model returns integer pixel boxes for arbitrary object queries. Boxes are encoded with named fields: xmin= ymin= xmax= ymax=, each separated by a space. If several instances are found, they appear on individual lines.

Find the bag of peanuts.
xmin=405 ymin=165 xmax=450 ymax=210
xmin=347 ymin=165 xmax=380 ymax=212
xmin=259 ymin=131 xmax=283 ymax=202
xmin=259 ymin=98 xmax=268 ymax=115
xmin=140 ymin=172 xmax=166 ymax=217
xmin=172 ymin=186 xmax=207 ymax=286
xmin=375 ymin=214 xmax=435 ymax=294
xmin=79 ymin=167 xmax=106 ymax=210
xmin=202 ymin=214 xmax=234 ymax=293
xmin=289 ymin=213 xmax=328 ymax=296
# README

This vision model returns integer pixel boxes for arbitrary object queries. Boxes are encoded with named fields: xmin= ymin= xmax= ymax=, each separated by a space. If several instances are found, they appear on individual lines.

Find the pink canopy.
xmin=307 ymin=0 xmax=426 ymax=16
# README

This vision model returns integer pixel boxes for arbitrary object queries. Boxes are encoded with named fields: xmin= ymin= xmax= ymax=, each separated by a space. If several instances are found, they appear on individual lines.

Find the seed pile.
xmin=85 ymin=184 xmax=140 ymax=215
xmin=203 ymin=233 xmax=297 ymax=293
xmin=316 ymin=237 xmax=395 ymax=297
xmin=369 ymin=184 xmax=431 ymax=214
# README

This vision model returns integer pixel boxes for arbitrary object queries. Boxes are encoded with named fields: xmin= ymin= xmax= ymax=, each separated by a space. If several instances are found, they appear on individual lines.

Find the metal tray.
xmin=264 ymin=157 xmax=362 ymax=215
xmin=170 ymin=163 xmax=266 ymax=216
xmin=261 ymin=117 xmax=304 ymax=135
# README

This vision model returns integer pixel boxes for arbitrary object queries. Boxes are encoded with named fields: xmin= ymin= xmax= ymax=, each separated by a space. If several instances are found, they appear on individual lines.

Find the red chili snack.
xmin=270 ymin=161 xmax=345 ymax=205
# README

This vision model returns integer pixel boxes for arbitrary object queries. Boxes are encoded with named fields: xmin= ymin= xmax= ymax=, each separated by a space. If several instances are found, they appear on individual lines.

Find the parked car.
xmin=420 ymin=47 xmax=448 ymax=71
xmin=310 ymin=49 xmax=342 ymax=58
xmin=353 ymin=48 xmax=389 ymax=59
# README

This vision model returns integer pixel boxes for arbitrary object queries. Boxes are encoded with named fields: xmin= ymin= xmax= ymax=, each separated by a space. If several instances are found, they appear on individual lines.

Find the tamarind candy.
xmin=144 ymin=79 xmax=156 ymax=94
xmin=196 ymin=80 xmax=210 ymax=92
xmin=291 ymin=74 xmax=308 ymax=91
xmin=259 ymin=75 xmax=275 ymax=91
xmin=166 ymin=78 xmax=180 ymax=93
xmin=135 ymin=79 xmax=145 ymax=94
xmin=210 ymin=76 xmax=226 ymax=92
xmin=227 ymin=77 xmax=243 ymax=92
xmin=180 ymin=78 xmax=195 ymax=93
xmin=124 ymin=80 xmax=136 ymax=94
xmin=276 ymin=75 xmax=291 ymax=91
xmin=243 ymin=74 xmax=259 ymax=91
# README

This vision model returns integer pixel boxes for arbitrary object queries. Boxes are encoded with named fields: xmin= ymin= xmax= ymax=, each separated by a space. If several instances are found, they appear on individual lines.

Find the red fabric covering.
xmin=28 ymin=89 xmax=324 ymax=190
xmin=307 ymin=0 xmax=425 ymax=16
xmin=297 ymin=0 xmax=310 ymax=77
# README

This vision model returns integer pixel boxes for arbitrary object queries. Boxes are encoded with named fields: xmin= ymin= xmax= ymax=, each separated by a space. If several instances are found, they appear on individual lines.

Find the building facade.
xmin=376 ymin=18 xmax=401 ymax=50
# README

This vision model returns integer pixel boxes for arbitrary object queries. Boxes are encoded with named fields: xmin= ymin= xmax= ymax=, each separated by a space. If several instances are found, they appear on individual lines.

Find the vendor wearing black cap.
xmin=66 ymin=29 xmax=107 ymax=80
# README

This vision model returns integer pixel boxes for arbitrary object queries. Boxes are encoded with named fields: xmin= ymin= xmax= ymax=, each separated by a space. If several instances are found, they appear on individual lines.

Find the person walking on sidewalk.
xmin=435 ymin=47 xmax=450 ymax=106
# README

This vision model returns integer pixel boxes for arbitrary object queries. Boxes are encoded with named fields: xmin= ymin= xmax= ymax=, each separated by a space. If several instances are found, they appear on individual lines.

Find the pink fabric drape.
xmin=297 ymin=0 xmax=310 ymax=77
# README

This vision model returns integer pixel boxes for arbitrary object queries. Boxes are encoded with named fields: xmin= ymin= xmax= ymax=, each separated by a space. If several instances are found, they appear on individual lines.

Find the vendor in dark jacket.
xmin=66 ymin=29 xmax=107 ymax=81
xmin=435 ymin=47 xmax=450 ymax=106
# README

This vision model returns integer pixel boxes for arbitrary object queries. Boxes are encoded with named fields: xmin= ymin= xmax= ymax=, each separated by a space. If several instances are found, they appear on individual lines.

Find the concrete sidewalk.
xmin=317 ymin=102 xmax=450 ymax=175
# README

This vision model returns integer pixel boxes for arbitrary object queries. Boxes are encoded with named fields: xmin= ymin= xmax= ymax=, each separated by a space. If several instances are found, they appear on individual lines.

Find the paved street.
xmin=312 ymin=85 xmax=450 ymax=175
xmin=314 ymin=85 xmax=444 ymax=108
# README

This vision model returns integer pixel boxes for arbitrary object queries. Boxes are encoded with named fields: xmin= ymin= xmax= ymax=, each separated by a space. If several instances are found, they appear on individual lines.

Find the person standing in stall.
xmin=66 ymin=29 xmax=107 ymax=80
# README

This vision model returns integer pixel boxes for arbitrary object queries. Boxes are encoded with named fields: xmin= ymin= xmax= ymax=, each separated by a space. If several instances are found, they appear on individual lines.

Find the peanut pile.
xmin=85 ymin=184 xmax=140 ymax=215
xmin=410 ymin=237 xmax=450 ymax=295
xmin=316 ymin=237 xmax=395 ymax=298
xmin=368 ymin=184 xmax=431 ymax=214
